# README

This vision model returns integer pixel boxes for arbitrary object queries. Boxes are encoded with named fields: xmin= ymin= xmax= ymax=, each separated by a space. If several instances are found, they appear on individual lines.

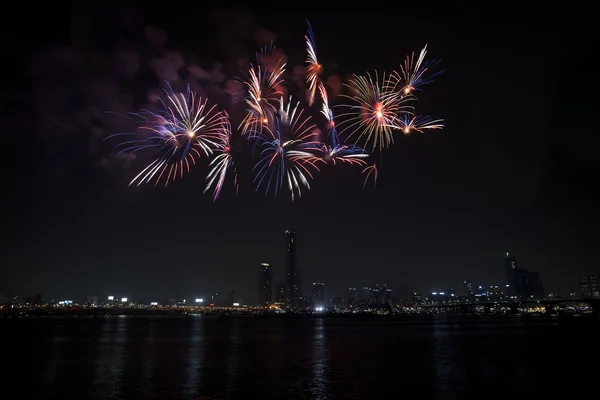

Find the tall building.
xmin=258 ymin=263 xmax=272 ymax=306
xmin=580 ymin=276 xmax=600 ymax=298
xmin=312 ymin=282 xmax=325 ymax=305
xmin=346 ymin=287 xmax=359 ymax=307
xmin=504 ymin=252 xmax=545 ymax=300
xmin=504 ymin=253 xmax=519 ymax=298
xmin=285 ymin=229 xmax=302 ymax=307
xmin=275 ymin=283 xmax=286 ymax=303
xmin=463 ymin=280 xmax=474 ymax=301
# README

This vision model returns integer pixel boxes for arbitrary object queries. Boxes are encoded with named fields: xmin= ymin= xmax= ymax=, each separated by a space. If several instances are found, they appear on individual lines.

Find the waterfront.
xmin=2 ymin=315 xmax=598 ymax=399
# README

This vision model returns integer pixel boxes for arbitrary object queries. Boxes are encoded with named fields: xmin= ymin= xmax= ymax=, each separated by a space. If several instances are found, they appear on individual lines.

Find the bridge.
xmin=422 ymin=298 xmax=600 ymax=315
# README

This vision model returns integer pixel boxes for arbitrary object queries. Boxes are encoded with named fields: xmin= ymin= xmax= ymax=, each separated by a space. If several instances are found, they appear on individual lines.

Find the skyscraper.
xmin=346 ymin=288 xmax=358 ymax=307
xmin=504 ymin=252 xmax=545 ymax=300
xmin=275 ymin=283 xmax=286 ymax=303
xmin=504 ymin=252 xmax=519 ymax=298
xmin=258 ymin=263 xmax=272 ymax=306
xmin=285 ymin=229 xmax=301 ymax=308
xmin=312 ymin=282 xmax=325 ymax=306
xmin=463 ymin=280 xmax=474 ymax=301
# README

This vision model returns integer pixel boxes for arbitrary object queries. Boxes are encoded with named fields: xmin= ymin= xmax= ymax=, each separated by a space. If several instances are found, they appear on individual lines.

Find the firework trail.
xmin=388 ymin=114 xmax=444 ymax=134
xmin=239 ymin=44 xmax=286 ymax=137
xmin=361 ymin=164 xmax=378 ymax=188
xmin=387 ymin=44 xmax=442 ymax=97
xmin=336 ymin=72 xmax=408 ymax=152
xmin=106 ymin=84 xmax=228 ymax=187
xmin=253 ymin=97 xmax=322 ymax=200
xmin=204 ymin=112 xmax=239 ymax=201
xmin=305 ymin=20 xmax=323 ymax=106
xmin=316 ymin=82 xmax=368 ymax=166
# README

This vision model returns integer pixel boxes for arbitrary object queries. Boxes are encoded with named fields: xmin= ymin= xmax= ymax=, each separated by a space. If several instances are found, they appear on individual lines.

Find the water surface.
xmin=3 ymin=315 xmax=597 ymax=399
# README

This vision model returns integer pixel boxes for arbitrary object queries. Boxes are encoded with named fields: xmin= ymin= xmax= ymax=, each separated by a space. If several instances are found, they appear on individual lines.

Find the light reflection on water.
xmin=311 ymin=318 xmax=328 ymax=399
xmin=140 ymin=317 xmax=158 ymax=396
xmin=3 ymin=315 xmax=599 ymax=399
xmin=184 ymin=316 xmax=203 ymax=398
xmin=90 ymin=316 xmax=127 ymax=400
xmin=226 ymin=317 xmax=241 ymax=392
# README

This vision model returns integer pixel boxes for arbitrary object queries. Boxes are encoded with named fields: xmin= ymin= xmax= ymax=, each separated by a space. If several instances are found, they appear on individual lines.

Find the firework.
xmin=253 ymin=97 xmax=322 ymax=200
xmin=388 ymin=45 xmax=442 ymax=97
xmin=316 ymin=82 xmax=368 ymax=166
xmin=305 ymin=20 xmax=322 ymax=106
xmin=107 ymin=85 xmax=228 ymax=187
xmin=204 ymin=112 xmax=238 ymax=201
xmin=336 ymin=72 xmax=407 ymax=152
xmin=361 ymin=164 xmax=378 ymax=188
xmin=239 ymin=44 xmax=286 ymax=137
xmin=389 ymin=114 xmax=444 ymax=135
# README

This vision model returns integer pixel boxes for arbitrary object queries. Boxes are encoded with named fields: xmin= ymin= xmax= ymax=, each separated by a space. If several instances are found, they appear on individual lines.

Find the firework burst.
xmin=107 ymin=85 xmax=228 ymax=187
xmin=239 ymin=44 xmax=286 ymax=137
xmin=305 ymin=20 xmax=322 ymax=106
xmin=388 ymin=44 xmax=442 ymax=97
xmin=389 ymin=114 xmax=444 ymax=135
xmin=336 ymin=72 xmax=407 ymax=152
xmin=253 ymin=97 xmax=322 ymax=200
xmin=204 ymin=112 xmax=239 ymax=201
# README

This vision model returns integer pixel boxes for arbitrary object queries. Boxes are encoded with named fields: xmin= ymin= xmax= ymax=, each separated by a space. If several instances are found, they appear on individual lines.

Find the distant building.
xmin=258 ymin=263 xmax=272 ymax=306
xmin=580 ymin=276 xmax=600 ymax=298
xmin=275 ymin=283 xmax=286 ymax=303
xmin=330 ymin=297 xmax=343 ymax=308
xmin=346 ymin=288 xmax=359 ymax=307
xmin=228 ymin=290 xmax=236 ymax=306
xmin=359 ymin=284 xmax=393 ymax=305
xmin=504 ymin=252 xmax=545 ymax=300
xmin=487 ymin=285 xmax=503 ymax=301
xmin=285 ymin=229 xmax=302 ymax=308
xmin=169 ymin=295 xmax=186 ymax=306
xmin=85 ymin=296 xmax=98 ymax=306
xmin=463 ymin=281 xmax=474 ymax=302
xmin=411 ymin=289 xmax=423 ymax=304
xmin=312 ymin=283 xmax=325 ymax=306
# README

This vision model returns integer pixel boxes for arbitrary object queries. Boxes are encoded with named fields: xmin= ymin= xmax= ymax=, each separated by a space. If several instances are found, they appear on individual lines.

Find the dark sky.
xmin=6 ymin=1 xmax=597 ymax=302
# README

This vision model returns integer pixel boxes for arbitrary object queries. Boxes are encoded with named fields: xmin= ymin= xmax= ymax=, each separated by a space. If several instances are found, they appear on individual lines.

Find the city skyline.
xmin=5 ymin=244 xmax=592 ymax=303
xmin=8 ymin=2 xmax=598 ymax=302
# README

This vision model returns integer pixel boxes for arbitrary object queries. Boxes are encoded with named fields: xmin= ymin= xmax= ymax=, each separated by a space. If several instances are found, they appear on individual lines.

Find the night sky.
xmin=7 ymin=1 xmax=597 ymax=302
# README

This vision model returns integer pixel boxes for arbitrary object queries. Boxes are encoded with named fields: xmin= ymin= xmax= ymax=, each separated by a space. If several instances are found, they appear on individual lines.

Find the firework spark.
xmin=305 ymin=20 xmax=322 ymax=106
xmin=361 ymin=164 xmax=378 ymax=188
xmin=388 ymin=44 xmax=442 ymax=97
xmin=316 ymin=82 xmax=368 ymax=166
xmin=389 ymin=114 xmax=444 ymax=135
xmin=107 ymin=85 xmax=228 ymax=187
xmin=204 ymin=112 xmax=239 ymax=201
xmin=336 ymin=72 xmax=407 ymax=152
xmin=253 ymin=97 xmax=322 ymax=200
xmin=239 ymin=44 xmax=286 ymax=137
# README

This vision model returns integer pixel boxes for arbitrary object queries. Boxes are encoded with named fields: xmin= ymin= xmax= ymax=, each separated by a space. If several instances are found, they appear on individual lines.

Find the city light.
xmin=195 ymin=298 xmax=203 ymax=303
xmin=107 ymin=296 xmax=114 ymax=301
xmin=233 ymin=302 xmax=240 ymax=306
xmin=150 ymin=302 xmax=158 ymax=306
xmin=121 ymin=297 xmax=128 ymax=303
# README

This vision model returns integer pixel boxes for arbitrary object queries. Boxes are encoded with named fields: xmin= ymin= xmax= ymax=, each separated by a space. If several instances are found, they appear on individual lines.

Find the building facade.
xmin=258 ymin=263 xmax=272 ymax=306
xmin=285 ymin=229 xmax=302 ymax=307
